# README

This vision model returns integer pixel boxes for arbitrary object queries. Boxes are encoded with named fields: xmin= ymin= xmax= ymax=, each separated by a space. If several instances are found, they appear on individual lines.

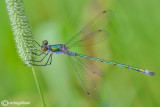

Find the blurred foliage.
xmin=0 ymin=0 xmax=160 ymax=107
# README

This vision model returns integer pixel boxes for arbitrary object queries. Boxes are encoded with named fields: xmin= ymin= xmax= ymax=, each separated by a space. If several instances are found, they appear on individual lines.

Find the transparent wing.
xmin=65 ymin=10 xmax=112 ymax=49
xmin=67 ymin=30 xmax=110 ymax=49
xmin=75 ymin=56 xmax=104 ymax=77
xmin=69 ymin=56 xmax=102 ymax=98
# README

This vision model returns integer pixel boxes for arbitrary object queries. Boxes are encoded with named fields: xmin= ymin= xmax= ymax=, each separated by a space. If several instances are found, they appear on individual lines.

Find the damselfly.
xmin=27 ymin=10 xmax=155 ymax=97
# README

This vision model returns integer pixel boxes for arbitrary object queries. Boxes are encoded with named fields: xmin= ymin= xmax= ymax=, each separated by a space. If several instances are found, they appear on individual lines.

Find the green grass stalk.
xmin=31 ymin=66 xmax=46 ymax=107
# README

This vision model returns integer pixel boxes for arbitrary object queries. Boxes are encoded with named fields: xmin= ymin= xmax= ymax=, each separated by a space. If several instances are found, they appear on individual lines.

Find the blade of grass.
xmin=31 ymin=66 xmax=46 ymax=107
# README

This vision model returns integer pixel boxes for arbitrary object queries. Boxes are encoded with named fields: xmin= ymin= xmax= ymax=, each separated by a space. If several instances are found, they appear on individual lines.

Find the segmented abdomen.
xmin=70 ymin=52 xmax=155 ymax=76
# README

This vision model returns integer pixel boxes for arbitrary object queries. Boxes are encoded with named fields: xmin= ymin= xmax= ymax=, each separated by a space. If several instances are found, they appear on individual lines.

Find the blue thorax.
xmin=47 ymin=44 xmax=67 ymax=54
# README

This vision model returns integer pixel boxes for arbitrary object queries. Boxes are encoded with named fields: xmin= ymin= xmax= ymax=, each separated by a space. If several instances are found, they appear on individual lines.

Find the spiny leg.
xmin=30 ymin=51 xmax=46 ymax=56
xmin=47 ymin=54 xmax=52 ymax=65
xmin=29 ymin=53 xmax=52 ymax=66
xmin=43 ymin=54 xmax=52 ymax=65
xmin=25 ymin=48 xmax=47 ymax=59
xmin=34 ymin=52 xmax=49 ymax=62
xmin=25 ymin=52 xmax=49 ymax=62
xmin=31 ymin=40 xmax=46 ymax=55
xmin=30 ymin=40 xmax=47 ymax=57
xmin=29 ymin=49 xmax=47 ymax=56
xmin=34 ymin=40 xmax=41 ymax=47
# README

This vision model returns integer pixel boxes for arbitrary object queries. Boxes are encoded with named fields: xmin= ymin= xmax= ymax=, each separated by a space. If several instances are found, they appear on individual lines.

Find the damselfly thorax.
xmin=41 ymin=40 xmax=69 ymax=54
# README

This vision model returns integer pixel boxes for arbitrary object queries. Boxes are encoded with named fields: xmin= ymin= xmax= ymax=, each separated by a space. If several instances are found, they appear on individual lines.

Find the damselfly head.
xmin=41 ymin=40 xmax=48 ymax=52
xmin=43 ymin=40 xmax=48 ymax=45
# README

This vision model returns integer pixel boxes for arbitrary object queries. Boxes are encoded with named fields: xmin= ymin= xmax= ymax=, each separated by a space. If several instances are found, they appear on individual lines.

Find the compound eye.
xmin=43 ymin=40 xmax=48 ymax=45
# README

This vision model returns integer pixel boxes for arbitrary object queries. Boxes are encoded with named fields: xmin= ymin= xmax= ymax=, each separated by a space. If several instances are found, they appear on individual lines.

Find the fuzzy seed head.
xmin=6 ymin=0 xmax=37 ymax=65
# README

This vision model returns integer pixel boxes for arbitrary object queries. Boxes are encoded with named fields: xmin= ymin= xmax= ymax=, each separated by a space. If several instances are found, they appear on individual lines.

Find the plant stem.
xmin=31 ymin=66 xmax=46 ymax=107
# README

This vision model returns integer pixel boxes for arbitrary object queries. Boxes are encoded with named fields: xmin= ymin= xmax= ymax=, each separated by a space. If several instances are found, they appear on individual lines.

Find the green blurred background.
xmin=0 ymin=0 xmax=160 ymax=107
